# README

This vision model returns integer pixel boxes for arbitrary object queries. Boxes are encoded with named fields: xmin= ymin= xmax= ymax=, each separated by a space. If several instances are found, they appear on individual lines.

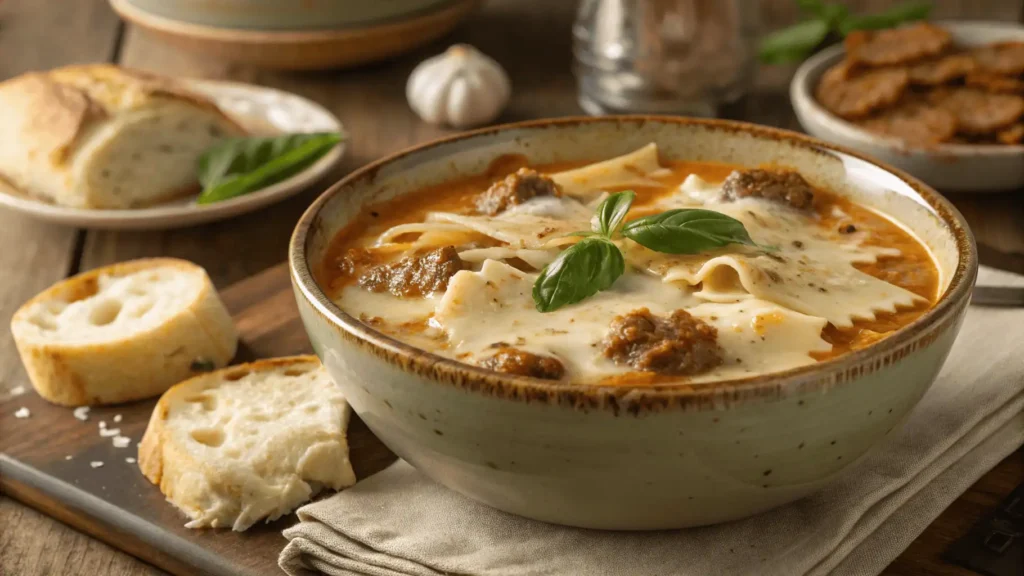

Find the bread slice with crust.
xmin=138 ymin=356 xmax=356 ymax=531
xmin=10 ymin=258 xmax=237 ymax=406
xmin=0 ymin=64 xmax=245 ymax=209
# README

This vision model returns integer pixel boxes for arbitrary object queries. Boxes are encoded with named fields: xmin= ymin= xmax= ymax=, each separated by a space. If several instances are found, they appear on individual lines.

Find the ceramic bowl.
xmin=123 ymin=0 xmax=452 ymax=30
xmin=791 ymin=21 xmax=1024 ymax=193
xmin=290 ymin=117 xmax=978 ymax=530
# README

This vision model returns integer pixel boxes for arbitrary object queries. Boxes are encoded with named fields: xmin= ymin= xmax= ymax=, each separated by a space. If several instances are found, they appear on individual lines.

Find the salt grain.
xmin=113 ymin=414 xmax=123 ymax=423
xmin=99 ymin=427 xmax=121 ymax=437
xmin=112 ymin=435 xmax=131 ymax=448
xmin=14 ymin=407 xmax=30 ymax=419
xmin=10 ymin=386 xmax=25 ymax=396
xmin=73 ymin=406 xmax=90 ymax=421
xmin=65 ymin=455 xmax=73 ymax=460
xmin=90 ymin=461 xmax=104 ymax=468
xmin=125 ymin=457 xmax=136 ymax=464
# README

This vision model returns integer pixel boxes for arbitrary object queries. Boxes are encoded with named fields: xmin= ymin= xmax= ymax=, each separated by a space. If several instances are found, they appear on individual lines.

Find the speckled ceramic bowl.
xmin=290 ymin=117 xmax=978 ymax=530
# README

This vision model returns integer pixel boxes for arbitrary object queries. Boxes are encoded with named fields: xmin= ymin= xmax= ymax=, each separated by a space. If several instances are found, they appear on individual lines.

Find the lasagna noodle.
xmin=550 ymin=143 xmax=664 ymax=197
xmin=626 ymin=195 xmax=922 ymax=328
xmin=433 ymin=260 xmax=831 ymax=382
xmin=426 ymin=196 xmax=592 ymax=249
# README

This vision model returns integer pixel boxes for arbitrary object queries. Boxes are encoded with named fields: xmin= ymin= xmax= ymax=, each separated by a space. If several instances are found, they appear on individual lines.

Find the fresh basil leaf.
xmin=758 ymin=18 xmax=830 ymax=64
xmin=533 ymin=237 xmax=624 ymax=313
xmin=621 ymin=209 xmax=756 ymax=254
xmin=196 ymin=132 xmax=343 ymax=204
xmin=797 ymin=0 xmax=848 ymax=27
xmin=839 ymin=1 xmax=931 ymax=34
xmin=592 ymin=190 xmax=635 ymax=237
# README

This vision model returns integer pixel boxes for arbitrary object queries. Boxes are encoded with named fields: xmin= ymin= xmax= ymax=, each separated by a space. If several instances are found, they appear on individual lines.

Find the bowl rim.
xmin=289 ymin=115 xmax=978 ymax=411
xmin=791 ymin=20 xmax=1024 ymax=158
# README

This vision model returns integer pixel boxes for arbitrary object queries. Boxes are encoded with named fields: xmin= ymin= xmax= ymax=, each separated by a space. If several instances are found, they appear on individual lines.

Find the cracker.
xmin=971 ymin=41 xmax=1024 ymax=76
xmin=965 ymin=71 xmax=1024 ymax=94
xmin=996 ymin=124 xmax=1024 ymax=145
xmin=816 ymin=64 xmax=909 ymax=119
xmin=857 ymin=100 xmax=957 ymax=145
xmin=908 ymin=54 xmax=976 ymax=85
xmin=931 ymin=88 xmax=1024 ymax=134
xmin=845 ymin=23 xmax=951 ymax=67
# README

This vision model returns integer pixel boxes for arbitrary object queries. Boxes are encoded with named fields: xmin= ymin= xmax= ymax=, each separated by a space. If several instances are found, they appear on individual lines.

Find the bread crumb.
xmin=90 ymin=461 xmax=104 ymax=468
xmin=125 ymin=457 xmax=136 ymax=464
xmin=14 ymin=407 xmax=30 ymax=419
xmin=10 ymin=386 xmax=25 ymax=396
xmin=73 ymin=406 xmax=90 ymax=421
xmin=99 ymin=427 xmax=121 ymax=438
xmin=113 ymin=414 xmax=123 ymax=423
xmin=112 ymin=435 xmax=131 ymax=448
xmin=65 ymin=455 xmax=73 ymax=460
xmin=99 ymin=420 xmax=107 ymax=429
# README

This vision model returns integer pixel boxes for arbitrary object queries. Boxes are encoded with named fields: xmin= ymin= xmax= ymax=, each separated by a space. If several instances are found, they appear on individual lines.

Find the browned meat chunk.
xmin=602 ymin=308 xmax=722 ymax=376
xmin=844 ymin=22 xmax=951 ymax=67
xmin=359 ymin=246 xmax=464 ymax=297
xmin=908 ymin=54 xmax=976 ymax=86
xmin=479 ymin=347 xmax=565 ymax=380
xmin=815 ymin=64 xmax=909 ymax=119
xmin=475 ymin=168 xmax=562 ymax=216
xmin=720 ymin=169 xmax=815 ymax=210
xmin=965 ymin=71 xmax=1024 ymax=94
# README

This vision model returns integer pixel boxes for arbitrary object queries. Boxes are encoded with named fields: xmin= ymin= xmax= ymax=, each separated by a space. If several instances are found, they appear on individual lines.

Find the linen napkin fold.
xmin=281 ymin=267 xmax=1024 ymax=576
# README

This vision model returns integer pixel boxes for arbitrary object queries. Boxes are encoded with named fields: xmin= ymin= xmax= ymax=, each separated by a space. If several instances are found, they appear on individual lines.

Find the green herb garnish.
xmin=532 ymin=192 xmax=758 ymax=313
xmin=196 ymin=132 xmax=344 ymax=205
xmin=758 ymin=0 xmax=932 ymax=64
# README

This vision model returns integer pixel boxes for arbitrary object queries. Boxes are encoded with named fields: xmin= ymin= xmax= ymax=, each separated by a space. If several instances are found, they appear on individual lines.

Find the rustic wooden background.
xmin=1 ymin=0 xmax=1022 ymax=574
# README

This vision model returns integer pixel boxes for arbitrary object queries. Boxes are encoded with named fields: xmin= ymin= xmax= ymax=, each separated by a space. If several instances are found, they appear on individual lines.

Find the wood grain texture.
xmin=3 ymin=0 xmax=1023 ymax=574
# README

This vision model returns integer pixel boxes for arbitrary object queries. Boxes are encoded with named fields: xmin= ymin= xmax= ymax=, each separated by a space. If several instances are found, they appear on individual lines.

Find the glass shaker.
xmin=573 ymin=0 xmax=758 ymax=117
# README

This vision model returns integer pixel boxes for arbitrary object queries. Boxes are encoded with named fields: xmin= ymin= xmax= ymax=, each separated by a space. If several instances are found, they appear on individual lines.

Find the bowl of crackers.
xmin=792 ymin=21 xmax=1024 ymax=193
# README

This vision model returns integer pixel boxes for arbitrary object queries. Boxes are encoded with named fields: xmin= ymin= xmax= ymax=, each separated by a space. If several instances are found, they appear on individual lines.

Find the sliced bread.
xmin=0 ymin=64 xmax=245 ymax=209
xmin=10 ymin=258 xmax=237 ymax=406
xmin=138 ymin=356 xmax=356 ymax=531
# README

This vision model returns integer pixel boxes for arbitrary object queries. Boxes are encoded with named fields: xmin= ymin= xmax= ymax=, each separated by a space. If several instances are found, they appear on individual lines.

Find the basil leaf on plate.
xmin=533 ymin=237 xmax=625 ymax=313
xmin=758 ymin=18 xmax=830 ymax=64
xmin=196 ymin=132 xmax=343 ymax=205
xmin=592 ymin=190 xmax=636 ymax=237
xmin=621 ymin=209 xmax=756 ymax=254
xmin=838 ymin=1 xmax=931 ymax=34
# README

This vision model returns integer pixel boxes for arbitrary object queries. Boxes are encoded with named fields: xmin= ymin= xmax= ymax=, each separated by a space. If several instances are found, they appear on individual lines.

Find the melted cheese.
xmin=550 ymin=143 xmax=663 ymax=197
xmin=425 ymin=196 xmax=591 ymax=249
xmin=432 ymin=260 xmax=830 ymax=382
xmin=625 ymin=180 xmax=923 ymax=328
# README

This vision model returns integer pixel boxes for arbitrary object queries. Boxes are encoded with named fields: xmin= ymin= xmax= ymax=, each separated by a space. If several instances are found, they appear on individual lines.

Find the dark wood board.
xmin=1 ymin=262 xmax=1020 ymax=576
xmin=0 ymin=264 xmax=397 ymax=576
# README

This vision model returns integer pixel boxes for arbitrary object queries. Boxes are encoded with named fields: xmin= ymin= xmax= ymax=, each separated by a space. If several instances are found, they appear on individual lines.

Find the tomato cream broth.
xmin=322 ymin=149 xmax=938 ymax=386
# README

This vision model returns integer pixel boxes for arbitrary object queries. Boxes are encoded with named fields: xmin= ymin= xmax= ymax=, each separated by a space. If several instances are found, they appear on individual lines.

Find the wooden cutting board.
xmin=0 ymin=263 xmax=396 ymax=576
xmin=1 ymin=262 xmax=1019 ymax=576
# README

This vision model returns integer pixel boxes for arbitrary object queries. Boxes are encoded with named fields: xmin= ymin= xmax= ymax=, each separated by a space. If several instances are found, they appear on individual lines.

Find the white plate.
xmin=791 ymin=21 xmax=1024 ymax=194
xmin=0 ymin=79 xmax=345 ymax=229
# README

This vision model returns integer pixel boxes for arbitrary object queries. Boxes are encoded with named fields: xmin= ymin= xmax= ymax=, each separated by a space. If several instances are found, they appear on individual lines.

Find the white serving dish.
xmin=791 ymin=21 xmax=1024 ymax=193
xmin=0 ymin=79 xmax=343 ymax=230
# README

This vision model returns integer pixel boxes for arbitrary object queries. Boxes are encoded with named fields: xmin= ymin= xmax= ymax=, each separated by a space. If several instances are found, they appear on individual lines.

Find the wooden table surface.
xmin=1 ymin=0 xmax=1022 ymax=574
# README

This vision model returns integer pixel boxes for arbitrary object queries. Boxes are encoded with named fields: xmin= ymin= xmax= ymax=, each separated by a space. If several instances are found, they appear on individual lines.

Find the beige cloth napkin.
xmin=280 ymin=267 xmax=1024 ymax=576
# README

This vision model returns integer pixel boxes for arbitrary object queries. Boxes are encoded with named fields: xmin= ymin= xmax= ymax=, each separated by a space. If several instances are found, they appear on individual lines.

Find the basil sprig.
xmin=759 ymin=0 xmax=932 ymax=64
xmin=532 ymin=191 xmax=757 ymax=313
xmin=621 ymin=209 xmax=756 ymax=254
xmin=197 ymin=132 xmax=344 ymax=205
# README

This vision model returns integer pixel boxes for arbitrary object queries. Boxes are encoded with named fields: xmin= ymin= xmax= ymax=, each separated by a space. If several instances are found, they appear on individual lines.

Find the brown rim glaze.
xmin=289 ymin=116 xmax=978 ymax=411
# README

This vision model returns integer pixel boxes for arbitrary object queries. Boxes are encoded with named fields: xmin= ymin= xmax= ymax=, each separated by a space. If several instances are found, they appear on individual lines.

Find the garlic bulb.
xmin=406 ymin=44 xmax=511 ymax=129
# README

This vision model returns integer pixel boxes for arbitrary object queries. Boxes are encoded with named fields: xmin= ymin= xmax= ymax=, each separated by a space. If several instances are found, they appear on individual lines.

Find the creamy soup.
xmin=321 ymin=144 xmax=938 ymax=386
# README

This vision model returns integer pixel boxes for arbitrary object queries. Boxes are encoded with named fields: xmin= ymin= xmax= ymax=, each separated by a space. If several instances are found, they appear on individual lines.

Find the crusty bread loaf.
xmin=0 ymin=64 xmax=245 ymax=209
xmin=10 ymin=258 xmax=237 ymax=406
xmin=138 ymin=356 xmax=357 ymax=531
